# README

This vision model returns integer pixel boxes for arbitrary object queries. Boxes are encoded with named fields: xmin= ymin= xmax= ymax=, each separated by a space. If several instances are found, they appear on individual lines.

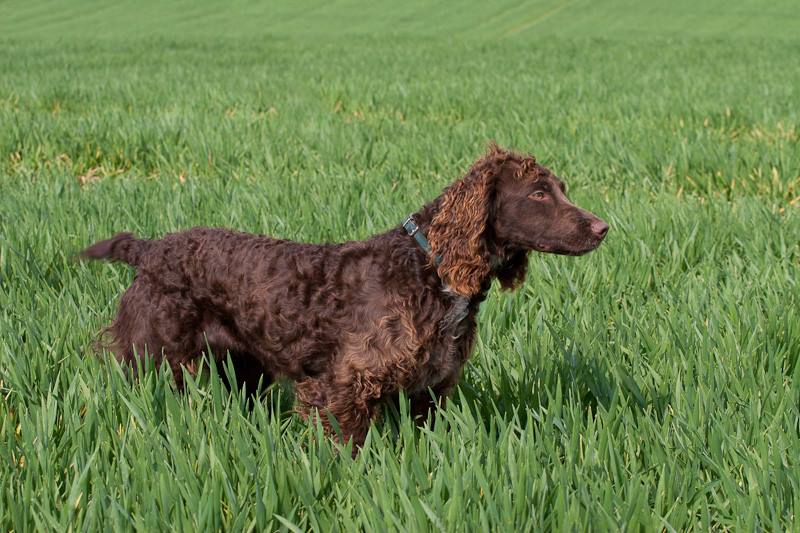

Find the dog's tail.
xmin=80 ymin=232 xmax=151 ymax=267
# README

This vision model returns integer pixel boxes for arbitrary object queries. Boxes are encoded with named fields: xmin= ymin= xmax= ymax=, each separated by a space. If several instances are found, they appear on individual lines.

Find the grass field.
xmin=1 ymin=0 xmax=799 ymax=530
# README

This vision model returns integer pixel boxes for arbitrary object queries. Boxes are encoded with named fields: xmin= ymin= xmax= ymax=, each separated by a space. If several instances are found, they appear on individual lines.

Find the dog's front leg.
xmin=294 ymin=369 xmax=381 ymax=454
xmin=409 ymin=374 xmax=458 ymax=426
xmin=297 ymin=315 xmax=423 ymax=454
xmin=295 ymin=372 xmax=381 ymax=455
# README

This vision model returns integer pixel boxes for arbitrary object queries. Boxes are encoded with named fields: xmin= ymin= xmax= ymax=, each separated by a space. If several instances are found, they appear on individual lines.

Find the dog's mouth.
xmin=533 ymin=236 xmax=605 ymax=256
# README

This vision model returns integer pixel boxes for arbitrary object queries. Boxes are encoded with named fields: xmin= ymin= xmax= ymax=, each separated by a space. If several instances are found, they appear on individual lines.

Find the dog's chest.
xmin=440 ymin=295 xmax=471 ymax=338
xmin=411 ymin=295 xmax=472 ymax=392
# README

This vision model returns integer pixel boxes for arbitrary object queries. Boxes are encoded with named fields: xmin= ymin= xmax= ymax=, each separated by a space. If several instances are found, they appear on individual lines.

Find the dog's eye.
xmin=528 ymin=191 xmax=546 ymax=201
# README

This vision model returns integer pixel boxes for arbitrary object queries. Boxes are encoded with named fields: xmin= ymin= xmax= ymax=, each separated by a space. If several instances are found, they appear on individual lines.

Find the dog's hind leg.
xmin=105 ymin=277 xmax=204 ymax=387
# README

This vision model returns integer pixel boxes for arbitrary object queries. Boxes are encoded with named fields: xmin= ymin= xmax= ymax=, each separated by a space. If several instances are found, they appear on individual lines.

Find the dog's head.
xmin=427 ymin=143 xmax=608 ymax=296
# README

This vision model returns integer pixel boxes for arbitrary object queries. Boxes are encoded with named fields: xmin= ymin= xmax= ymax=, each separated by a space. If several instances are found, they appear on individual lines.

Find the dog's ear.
xmin=487 ymin=140 xmax=503 ymax=156
xmin=428 ymin=158 xmax=499 ymax=296
xmin=495 ymin=250 xmax=529 ymax=291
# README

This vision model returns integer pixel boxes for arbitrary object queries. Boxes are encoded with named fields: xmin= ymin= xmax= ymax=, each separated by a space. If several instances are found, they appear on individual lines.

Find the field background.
xmin=1 ymin=0 xmax=799 ymax=530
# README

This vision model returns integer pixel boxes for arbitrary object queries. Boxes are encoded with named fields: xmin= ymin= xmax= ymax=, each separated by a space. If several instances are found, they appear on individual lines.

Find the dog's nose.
xmin=590 ymin=219 xmax=609 ymax=239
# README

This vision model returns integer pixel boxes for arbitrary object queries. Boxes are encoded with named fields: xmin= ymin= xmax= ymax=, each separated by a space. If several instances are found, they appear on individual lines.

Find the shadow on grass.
xmin=206 ymin=354 xmax=296 ymax=416
xmin=449 ymin=352 xmax=673 ymax=432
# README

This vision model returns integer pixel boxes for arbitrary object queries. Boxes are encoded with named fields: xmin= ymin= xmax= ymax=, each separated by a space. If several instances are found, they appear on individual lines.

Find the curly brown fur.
xmin=82 ymin=143 xmax=609 ymax=454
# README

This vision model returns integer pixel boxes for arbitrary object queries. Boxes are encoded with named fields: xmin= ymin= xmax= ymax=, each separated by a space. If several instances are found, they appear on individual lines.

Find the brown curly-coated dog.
xmin=82 ymin=143 xmax=608 ymax=451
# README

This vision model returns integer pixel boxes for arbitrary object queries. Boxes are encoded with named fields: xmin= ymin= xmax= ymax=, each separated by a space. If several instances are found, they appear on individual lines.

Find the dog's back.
xmin=80 ymin=226 xmax=370 ymax=388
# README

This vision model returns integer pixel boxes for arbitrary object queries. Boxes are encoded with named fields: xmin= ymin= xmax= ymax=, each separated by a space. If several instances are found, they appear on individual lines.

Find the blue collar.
xmin=403 ymin=215 xmax=442 ymax=266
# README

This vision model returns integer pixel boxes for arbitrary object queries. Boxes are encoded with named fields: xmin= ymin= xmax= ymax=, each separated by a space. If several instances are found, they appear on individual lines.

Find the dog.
xmin=82 ymin=143 xmax=608 ymax=450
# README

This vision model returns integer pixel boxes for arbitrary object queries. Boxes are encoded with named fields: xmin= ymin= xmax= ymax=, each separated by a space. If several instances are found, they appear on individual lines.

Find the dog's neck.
xmin=409 ymin=201 xmax=438 ymax=230
xmin=405 ymin=204 xmax=514 ymax=283
xmin=403 ymin=203 xmax=437 ymax=260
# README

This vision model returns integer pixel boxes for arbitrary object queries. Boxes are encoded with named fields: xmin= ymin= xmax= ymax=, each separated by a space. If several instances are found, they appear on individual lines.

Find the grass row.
xmin=1 ymin=1 xmax=799 ymax=529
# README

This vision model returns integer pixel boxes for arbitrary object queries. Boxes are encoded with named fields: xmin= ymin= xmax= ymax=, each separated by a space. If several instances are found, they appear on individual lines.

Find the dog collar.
xmin=403 ymin=215 xmax=442 ymax=266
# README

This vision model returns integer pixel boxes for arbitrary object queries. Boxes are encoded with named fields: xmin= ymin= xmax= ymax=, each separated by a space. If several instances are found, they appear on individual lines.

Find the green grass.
xmin=1 ymin=1 xmax=799 ymax=530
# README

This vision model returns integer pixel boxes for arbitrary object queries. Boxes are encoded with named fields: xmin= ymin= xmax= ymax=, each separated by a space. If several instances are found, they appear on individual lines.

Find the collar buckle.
xmin=402 ymin=214 xmax=441 ymax=266
xmin=402 ymin=215 xmax=420 ymax=237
